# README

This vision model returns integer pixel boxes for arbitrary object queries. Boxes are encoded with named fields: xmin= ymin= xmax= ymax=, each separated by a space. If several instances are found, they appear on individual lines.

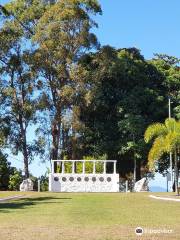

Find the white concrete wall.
xmin=49 ymin=173 xmax=119 ymax=192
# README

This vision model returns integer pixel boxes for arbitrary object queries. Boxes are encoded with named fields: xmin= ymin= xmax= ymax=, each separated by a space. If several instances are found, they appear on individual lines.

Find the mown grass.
xmin=0 ymin=192 xmax=179 ymax=240
xmin=0 ymin=191 xmax=25 ymax=198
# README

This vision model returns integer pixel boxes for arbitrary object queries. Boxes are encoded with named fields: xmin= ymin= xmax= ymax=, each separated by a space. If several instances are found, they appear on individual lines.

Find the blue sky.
xmin=1 ymin=0 xmax=180 ymax=58
xmin=96 ymin=0 xmax=180 ymax=59
xmin=1 ymin=0 xmax=178 ymax=190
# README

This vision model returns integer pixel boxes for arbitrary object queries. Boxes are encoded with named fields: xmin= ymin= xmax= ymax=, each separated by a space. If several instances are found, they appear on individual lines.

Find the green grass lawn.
xmin=0 ymin=191 xmax=26 ymax=198
xmin=0 ymin=192 xmax=180 ymax=240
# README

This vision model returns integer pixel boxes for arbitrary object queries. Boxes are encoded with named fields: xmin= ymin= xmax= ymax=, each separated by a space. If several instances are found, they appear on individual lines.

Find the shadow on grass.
xmin=0 ymin=196 xmax=72 ymax=213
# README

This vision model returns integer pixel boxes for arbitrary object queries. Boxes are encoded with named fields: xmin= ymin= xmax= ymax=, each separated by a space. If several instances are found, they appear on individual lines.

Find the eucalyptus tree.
xmin=1 ymin=0 xmax=101 ymax=169
xmin=0 ymin=4 xmax=42 ymax=178
xmin=145 ymin=118 xmax=180 ymax=193
xmin=32 ymin=0 xmax=102 ymax=160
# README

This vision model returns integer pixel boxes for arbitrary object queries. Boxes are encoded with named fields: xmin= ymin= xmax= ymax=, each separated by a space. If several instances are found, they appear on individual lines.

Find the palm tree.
xmin=144 ymin=118 xmax=180 ymax=194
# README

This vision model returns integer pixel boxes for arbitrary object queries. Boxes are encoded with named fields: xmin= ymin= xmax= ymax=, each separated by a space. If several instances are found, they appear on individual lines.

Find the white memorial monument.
xmin=134 ymin=177 xmax=149 ymax=192
xmin=49 ymin=160 xmax=119 ymax=192
xmin=20 ymin=178 xmax=34 ymax=192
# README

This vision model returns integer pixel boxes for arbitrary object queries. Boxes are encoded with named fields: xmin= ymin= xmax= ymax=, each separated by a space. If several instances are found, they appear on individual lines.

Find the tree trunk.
xmin=136 ymin=160 xmax=141 ymax=181
xmin=174 ymin=150 xmax=179 ymax=195
xmin=71 ymin=126 xmax=77 ymax=160
xmin=23 ymin=152 xmax=29 ymax=179
xmin=19 ymin=121 xmax=29 ymax=178
xmin=61 ymin=122 xmax=65 ymax=159
xmin=51 ymin=122 xmax=59 ymax=160
xmin=51 ymin=119 xmax=61 ymax=173
xmin=133 ymin=158 xmax=136 ymax=186
xmin=72 ymin=137 xmax=77 ymax=160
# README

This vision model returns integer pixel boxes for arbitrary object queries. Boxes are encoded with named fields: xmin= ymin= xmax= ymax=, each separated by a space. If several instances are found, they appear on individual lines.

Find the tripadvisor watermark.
xmin=135 ymin=227 xmax=173 ymax=236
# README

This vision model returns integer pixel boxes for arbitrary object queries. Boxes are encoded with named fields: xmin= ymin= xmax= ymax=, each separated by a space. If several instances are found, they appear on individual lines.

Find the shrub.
xmin=39 ymin=174 xmax=49 ymax=191
xmin=8 ymin=169 xmax=23 ymax=191
xmin=0 ymin=152 xmax=14 ymax=190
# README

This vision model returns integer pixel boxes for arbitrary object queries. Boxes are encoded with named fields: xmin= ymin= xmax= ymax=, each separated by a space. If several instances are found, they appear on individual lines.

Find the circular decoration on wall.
xmin=54 ymin=177 xmax=59 ymax=182
xmin=69 ymin=177 xmax=74 ymax=182
xmin=77 ymin=177 xmax=82 ymax=182
xmin=84 ymin=177 xmax=89 ymax=182
xmin=99 ymin=177 xmax=104 ymax=182
xmin=62 ymin=177 xmax=67 ymax=182
xmin=92 ymin=177 xmax=96 ymax=182
xmin=107 ymin=177 xmax=111 ymax=182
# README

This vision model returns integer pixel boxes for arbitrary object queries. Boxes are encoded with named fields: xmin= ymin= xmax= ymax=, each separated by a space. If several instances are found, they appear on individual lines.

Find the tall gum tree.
xmin=32 ymin=0 xmax=102 ymax=161
xmin=0 ymin=8 xmax=40 ymax=178
xmin=2 ymin=0 xmax=101 ymax=165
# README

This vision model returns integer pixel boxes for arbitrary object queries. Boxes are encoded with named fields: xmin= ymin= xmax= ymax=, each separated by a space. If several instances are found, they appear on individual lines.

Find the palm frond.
xmin=144 ymin=123 xmax=167 ymax=143
xmin=145 ymin=118 xmax=180 ymax=170
xmin=165 ymin=118 xmax=177 ymax=132
xmin=148 ymin=136 xmax=166 ymax=170
xmin=164 ymin=132 xmax=180 ymax=152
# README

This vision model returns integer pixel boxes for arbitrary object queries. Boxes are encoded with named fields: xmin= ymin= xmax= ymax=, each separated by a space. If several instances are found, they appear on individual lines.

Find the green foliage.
xmin=0 ymin=152 xmax=13 ymax=190
xmin=150 ymin=54 xmax=180 ymax=120
xmin=39 ymin=171 xmax=49 ymax=191
xmin=0 ymin=0 xmax=179 ymax=180
xmin=74 ymin=155 xmax=105 ymax=173
xmin=8 ymin=169 xmax=23 ymax=191
xmin=0 ymin=131 xmax=5 ymax=147
xmin=0 ymin=0 xmax=51 ymax=177
xmin=27 ymin=0 xmax=101 ymax=161
xmin=144 ymin=118 xmax=180 ymax=169
xmin=144 ymin=123 xmax=168 ymax=143
xmin=79 ymin=46 xmax=167 ymax=178
xmin=64 ymin=161 xmax=73 ymax=173
xmin=55 ymin=155 xmax=105 ymax=174
xmin=30 ymin=175 xmax=38 ymax=191
xmin=145 ymin=118 xmax=180 ymax=193
xmin=83 ymin=155 xmax=106 ymax=173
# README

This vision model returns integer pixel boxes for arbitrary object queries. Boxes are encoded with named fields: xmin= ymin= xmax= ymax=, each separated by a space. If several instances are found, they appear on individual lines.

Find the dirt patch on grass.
xmin=0 ymin=225 xmax=179 ymax=240
xmin=0 ymin=225 xmax=133 ymax=240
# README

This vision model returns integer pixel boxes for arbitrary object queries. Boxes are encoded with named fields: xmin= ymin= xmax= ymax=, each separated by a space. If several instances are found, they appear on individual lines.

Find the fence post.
xmin=125 ymin=180 xmax=128 ymax=193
